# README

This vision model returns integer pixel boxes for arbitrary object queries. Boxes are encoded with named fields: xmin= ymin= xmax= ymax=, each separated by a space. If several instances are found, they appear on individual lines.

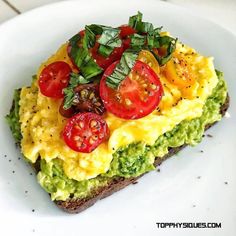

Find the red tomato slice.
xmin=100 ymin=60 xmax=163 ymax=119
xmin=119 ymin=25 xmax=136 ymax=38
xmin=91 ymin=26 xmax=136 ymax=69
xmin=39 ymin=61 xmax=71 ymax=98
xmin=90 ymin=42 xmax=124 ymax=70
xmin=63 ymin=112 xmax=109 ymax=153
xmin=119 ymin=25 xmax=136 ymax=50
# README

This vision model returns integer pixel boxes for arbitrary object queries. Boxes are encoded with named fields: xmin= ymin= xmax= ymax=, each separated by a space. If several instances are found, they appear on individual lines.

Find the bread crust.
xmin=55 ymin=94 xmax=230 ymax=213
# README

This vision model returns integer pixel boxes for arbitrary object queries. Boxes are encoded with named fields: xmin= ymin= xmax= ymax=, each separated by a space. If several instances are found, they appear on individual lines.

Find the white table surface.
xmin=0 ymin=0 xmax=236 ymax=35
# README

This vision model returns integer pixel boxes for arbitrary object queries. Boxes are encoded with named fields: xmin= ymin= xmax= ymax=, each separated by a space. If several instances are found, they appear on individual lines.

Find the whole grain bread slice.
xmin=54 ymin=94 xmax=230 ymax=213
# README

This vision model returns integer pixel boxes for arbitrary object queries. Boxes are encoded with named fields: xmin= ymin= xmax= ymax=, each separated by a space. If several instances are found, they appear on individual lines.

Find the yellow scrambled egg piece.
xmin=19 ymin=41 xmax=218 ymax=181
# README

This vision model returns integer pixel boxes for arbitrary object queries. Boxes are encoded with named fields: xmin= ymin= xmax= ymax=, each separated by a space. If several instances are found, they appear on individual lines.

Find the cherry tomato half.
xmin=119 ymin=25 xmax=136 ymax=38
xmin=63 ymin=112 xmax=109 ymax=153
xmin=39 ymin=61 xmax=72 ymax=98
xmin=59 ymin=83 xmax=105 ymax=118
xmin=90 ymin=42 xmax=124 ymax=70
xmin=164 ymin=55 xmax=195 ymax=88
xmin=100 ymin=60 xmax=163 ymax=119
xmin=137 ymin=50 xmax=160 ymax=75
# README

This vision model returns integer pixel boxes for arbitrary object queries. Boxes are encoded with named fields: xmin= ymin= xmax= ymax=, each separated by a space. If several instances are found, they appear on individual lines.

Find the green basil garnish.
xmin=84 ymin=26 xmax=96 ymax=48
xmin=151 ymin=36 xmax=177 ymax=66
xmin=97 ymin=26 xmax=122 ymax=48
xmin=106 ymin=50 xmax=139 ymax=89
xmin=130 ymin=34 xmax=146 ymax=48
xmin=129 ymin=11 xmax=154 ymax=34
xmin=69 ymin=36 xmax=103 ymax=79
xmin=63 ymin=72 xmax=92 ymax=109
xmin=98 ymin=45 xmax=114 ymax=57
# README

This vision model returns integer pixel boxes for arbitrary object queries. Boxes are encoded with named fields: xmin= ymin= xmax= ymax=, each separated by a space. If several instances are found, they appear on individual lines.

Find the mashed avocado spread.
xmin=6 ymin=71 xmax=227 ymax=201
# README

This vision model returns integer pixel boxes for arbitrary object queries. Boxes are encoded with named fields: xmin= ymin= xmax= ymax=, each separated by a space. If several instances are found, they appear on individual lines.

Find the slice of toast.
xmin=52 ymin=94 xmax=229 ymax=213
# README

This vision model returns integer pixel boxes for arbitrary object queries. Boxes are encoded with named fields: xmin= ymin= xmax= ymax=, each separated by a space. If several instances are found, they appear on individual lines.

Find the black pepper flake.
xmin=157 ymin=168 xmax=160 ymax=172
xmin=207 ymin=134 xmax=213 ymax=138
xmin=192 ymin=204 xmax=196 ymax=208
xmin=32 ymin=209 xmax=35 ymax=212
xmin=12 ymin=171 xmax=15 ymax=174
xmin=197 ymin=176 xmax=201 ymax=179
xmin=9 ymin=159 xmax=11 ymax=162
xmin=224 ymin=181 xmax=228 ymax=185
xmin=132 ymin=181 xmax=138 ymax=185
xmin=30 ymin=173 xmax=33 ymax=176
xmin=202 ymin=134 xmax=205 ymax=137
xmin=18 ymin=157 xmax=21 ymax=160
xmin=200 ymin=150 xmax=204 ymax=153
xmin=25 ymin=190 xmax=28 ymax=194
xmin=4 ymin=154 xmax=7 ymax=157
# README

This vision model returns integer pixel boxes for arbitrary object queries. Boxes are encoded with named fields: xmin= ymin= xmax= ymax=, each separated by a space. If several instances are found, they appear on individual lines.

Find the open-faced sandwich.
xmin=6 ymin=12 xmax=229 ymax=213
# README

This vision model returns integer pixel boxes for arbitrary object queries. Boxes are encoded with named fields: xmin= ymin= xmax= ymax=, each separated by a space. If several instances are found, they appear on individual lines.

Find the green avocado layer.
xmin=6 ymin=71 xmax=227 ymax=201
xmin=6 ymin=89 xmax=22 ymax=143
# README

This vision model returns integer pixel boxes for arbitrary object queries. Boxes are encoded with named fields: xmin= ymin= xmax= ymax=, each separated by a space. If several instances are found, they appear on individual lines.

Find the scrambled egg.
xmin=19 ymin=42 xmax=218 ymax=181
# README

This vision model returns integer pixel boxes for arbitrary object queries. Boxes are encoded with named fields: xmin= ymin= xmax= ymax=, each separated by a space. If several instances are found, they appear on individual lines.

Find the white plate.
xmin=0 ymin=0 xmax=235 ymax=235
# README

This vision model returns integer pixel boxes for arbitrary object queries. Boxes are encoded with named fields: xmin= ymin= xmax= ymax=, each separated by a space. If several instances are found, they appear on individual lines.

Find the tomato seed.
xmin=89 ymin=92 xmax=95 ymax=99
xmin=90 ymin=120 xmax=98 ymax=128
xmin=89 ymin=138 xmax=95 ymax=145
xmin=76 ymin=141 xmax=82 ymax=147
xmin=150 ymin=84 xmax=157 ymax=90
xmin=92 ymin=135 xmax=98 ymax=141
xmin=74 ymin=136 xmax=81 ymax=141
xmin=94 ymin=102 xmax=101 ymax=107
xmin=75 ymin=121 xmax=84 ymax=129
xmin=125 ymin=98 xmax=132 ymax=106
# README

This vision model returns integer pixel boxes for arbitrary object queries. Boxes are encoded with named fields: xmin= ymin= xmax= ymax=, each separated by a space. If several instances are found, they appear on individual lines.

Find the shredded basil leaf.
xmin=130 ymin=34 xmax=146 ymax=48
xmin=80 ymin=57 xmax=103 ymax=79
xmin=151 ymin=36 xmax=177 ymax=66
xmin=68 ymin=35 xmax=103 ymax=79
xmin=128 ymin=12 xmax=154 ymax=34
xmin=129 ymin=11 xmax=143 ymax=30
xmin=147 ymin=27 xmax=162 ymax=48
xmin=84 ymin=24 xmax=122 ymax=57
xmin=97 ymin=27 xmax=122 ymax=48
xmin=98 ymin=45 xmax=114 ymax=57
xmin=86 ymin=24 xmax=104 ymax=35
xmin=84 ymin=26 xmax=96 ymax=48
xmin=63 ymin=73 xmax=92 ymax=109
xmin=69 ymin=34 xmax=81 ymax=47
xmin=106 ymin=50 xmax=139 ymax=89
